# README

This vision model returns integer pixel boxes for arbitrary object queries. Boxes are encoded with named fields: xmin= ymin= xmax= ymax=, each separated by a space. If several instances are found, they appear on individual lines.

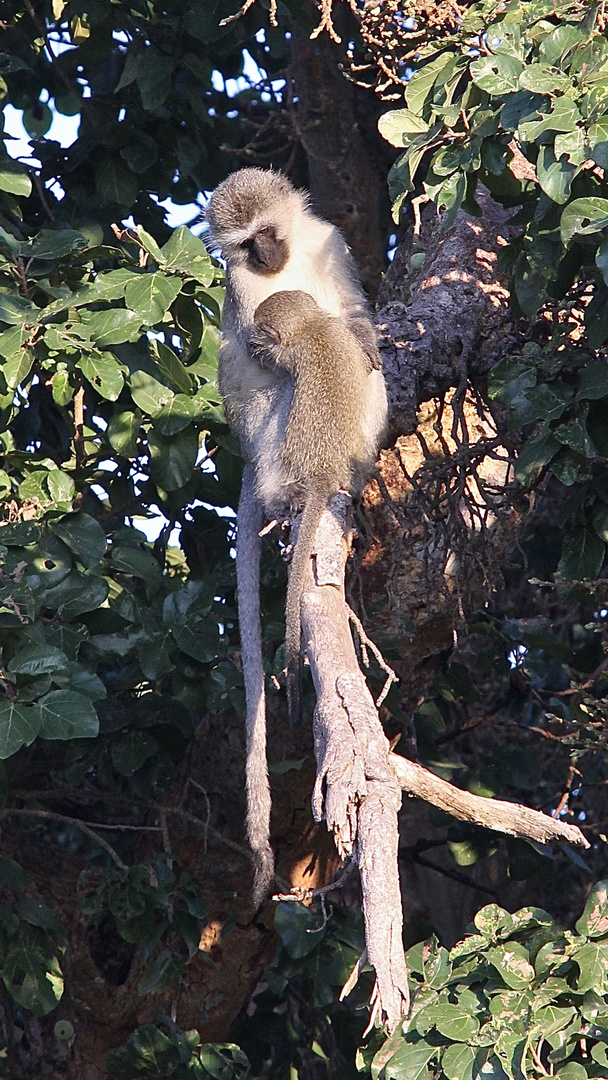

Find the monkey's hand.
xmin=247 ymin=328 xmax=278 ymax=368
xmin=347 ymin=317 xmax=383 ymax=372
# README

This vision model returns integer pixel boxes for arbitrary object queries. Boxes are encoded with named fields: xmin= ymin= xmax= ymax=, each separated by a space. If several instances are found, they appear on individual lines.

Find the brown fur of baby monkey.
xmin=253 ymin=289 xmax=385 ymax=728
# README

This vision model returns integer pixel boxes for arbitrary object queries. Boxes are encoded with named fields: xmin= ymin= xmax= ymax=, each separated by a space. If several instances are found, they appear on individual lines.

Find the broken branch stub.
xmin=390 ymin=754 xmax=589 ymax=849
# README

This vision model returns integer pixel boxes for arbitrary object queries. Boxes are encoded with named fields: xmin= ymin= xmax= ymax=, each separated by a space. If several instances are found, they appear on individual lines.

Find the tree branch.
xmin=389 ymin=754 xmax=590 ymax=848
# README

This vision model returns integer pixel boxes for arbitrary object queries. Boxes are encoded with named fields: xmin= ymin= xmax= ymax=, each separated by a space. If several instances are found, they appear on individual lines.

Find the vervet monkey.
xmin=206 ymin=168 xmax=387 ymax=904
xmin=253 ymin=289 xmax=386 ymax=726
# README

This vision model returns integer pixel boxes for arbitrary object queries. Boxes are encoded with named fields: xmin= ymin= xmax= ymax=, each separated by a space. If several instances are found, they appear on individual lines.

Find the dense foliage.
xmin=380 ymin=0 xmax=608 ymax=578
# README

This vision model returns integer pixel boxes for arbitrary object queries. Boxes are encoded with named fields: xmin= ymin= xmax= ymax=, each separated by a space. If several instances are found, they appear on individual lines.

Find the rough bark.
xmin=289 ymin=10 xmax=387 ymax=298
xmin=359 ymin=190 xmax=524 ymax=711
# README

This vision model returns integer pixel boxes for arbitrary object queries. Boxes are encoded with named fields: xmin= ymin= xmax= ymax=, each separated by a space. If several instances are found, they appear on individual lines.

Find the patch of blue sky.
xmin=211 ymin=47 xmax=285 ymax=101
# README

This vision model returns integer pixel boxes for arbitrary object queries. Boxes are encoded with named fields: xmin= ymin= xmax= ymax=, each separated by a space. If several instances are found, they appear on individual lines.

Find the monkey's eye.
xmin=258 ymin=321 xmax=281 ymax=344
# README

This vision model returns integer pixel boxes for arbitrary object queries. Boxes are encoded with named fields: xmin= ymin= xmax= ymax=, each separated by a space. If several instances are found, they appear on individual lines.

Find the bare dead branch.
xmin=389 ymin=755 xmax=590 ymax=848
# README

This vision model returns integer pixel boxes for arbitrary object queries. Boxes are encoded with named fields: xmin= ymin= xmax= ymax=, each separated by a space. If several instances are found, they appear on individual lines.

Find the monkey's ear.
xmin=257 ymin=321 xmax=281 ymax=344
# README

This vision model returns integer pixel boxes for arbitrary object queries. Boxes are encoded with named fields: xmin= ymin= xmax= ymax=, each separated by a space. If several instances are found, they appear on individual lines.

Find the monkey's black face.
xmin=243 ymin=225 xmax=288 ymax=274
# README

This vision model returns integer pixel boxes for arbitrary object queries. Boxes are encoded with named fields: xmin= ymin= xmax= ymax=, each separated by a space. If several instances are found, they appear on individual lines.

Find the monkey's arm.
xmin=237 ymin=465 xmax=274 ymax=905
xmin=346 ymin=316 xmax=382 ymax=371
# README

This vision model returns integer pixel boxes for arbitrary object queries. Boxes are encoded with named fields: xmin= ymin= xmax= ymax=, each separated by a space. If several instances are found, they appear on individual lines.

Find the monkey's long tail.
xmin=237 ymin=466 xmax=274 ymax=906
xmin=285 ymin=485 xmax=329 ymax=728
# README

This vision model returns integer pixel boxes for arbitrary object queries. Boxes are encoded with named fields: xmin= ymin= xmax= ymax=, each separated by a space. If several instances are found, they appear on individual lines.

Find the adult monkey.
xmin=206 ymin=168 xmax=387 ymax=904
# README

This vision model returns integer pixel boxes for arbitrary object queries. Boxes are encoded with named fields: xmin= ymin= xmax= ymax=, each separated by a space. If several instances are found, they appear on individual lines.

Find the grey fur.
xmin=206 ymin=168 xmax=387 ymax=903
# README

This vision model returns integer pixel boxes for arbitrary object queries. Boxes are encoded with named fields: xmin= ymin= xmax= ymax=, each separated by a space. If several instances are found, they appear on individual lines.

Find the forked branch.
xmin=293 ymin=495 xmax=588 ymax=1033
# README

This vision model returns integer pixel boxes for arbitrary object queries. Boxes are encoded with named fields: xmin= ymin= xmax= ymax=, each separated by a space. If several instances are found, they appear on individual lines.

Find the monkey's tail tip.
xmin=251 ymin=847 xmax=275 ymax=908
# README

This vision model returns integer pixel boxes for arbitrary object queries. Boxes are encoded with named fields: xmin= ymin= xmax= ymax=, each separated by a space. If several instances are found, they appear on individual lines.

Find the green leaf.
xmin=576 ymin=881 xmax=608 ymax=938
xmin=385 ymin=1036 xmax=436 ymax=1080
xmin=518 ymin=63 xmax=571 ymax=95
xmin=51 ymin=513 xmax=107 ymax=569
xmin=553 ymin=412 xmax=597 ymax=457
xmin=29 ymin=229 xmax=87 ymax=260
xmin=433 ymin=1001 xmax=479 ymax=1041
xmin=81 ymin=308 xmax=141 ymax=348
xmin=47 ymin=469 xmax=75 ymax=505
xmin=487 ymin=942 xmax=535 ymax=989
xmin=95 ymin=159 xmax=137 ymax=207
xmin=23 ymin=102 xmax=52 ymax=137
xmin=585 ymin=286 xmax=608 ymax=350
xmin=3 ymin=949 xmax=63 ymax=1016
xmin=589 ymin=117 xmax=608 ymax=169
xmin=536 ymin=145 xmax=576 ymax=205
xmin=8 ymin=644 xmax=70 ymax=677
xmin=172 ymin=618 xmax=219 ymax=663
xmin=159 ymin=226 xmax=214 ymax=285
xmin=441 ymin=1043 xmax=478 ymax=1080
xmin=558 ymin=528 xmax=605 ymax=580
xmin=578 ymin=361 xmax=608 ymax=400
xmin=129 ymin=369 xmax=174 ymax=414
xmin=554 ymin=127 xmax=585 ymax=166
xmin=488 ymin=358 xmax=536 ymax=403
xmin=0 ymin=701 xmax=40 ymax=758
xmin=378 ymin=109 xmax=429 ymax=146
xmin=522 ymin=384 xmax=567 ymax=423
xmin=554 ymin=1066 xmax=588 ymax=1080
xmin=42 ymin=572 xmax=109 ymax=618
xmin=0 ymin=291 xmax=36 ymax=326
xmin=149 ymin=338 xmax=195 ymax=394
xmin=539 ymin=24 xmax=586 ymax=65
xmin=152 ymin=388 xmax=223 ymax=435
xmin=137 ymin=949 xmax=183 ymax=995
xmin=51 ymin=369 xmax=73 ymax=406
xmin=513 ymin=257 xmax=547 ymax=318
xmin=111 ymin=544 xmax=161 ymax=585
xmin=107 ymin=1025 xmax=182 ymax=1079
xmin=275 ymin=902 xmax=325 ymax=958
xmin=78 ymin=353 xmax=125 ymax=401
xmin=148 ymin=427 xmax=198 ymax=491
xmin=405 ymin=53 xmax=452 ymax=115
xmin=36 ymin=690 xmax=99 ymax=740
xmin=0 ymin=856 xmax=25 ymax=889
xmin=596 ymin=239 xmax=608 ymax=286
xmin=124 ymin=274 xmax=182 ymax=326
xmin=515 ymin=429 xmax=560 ymax=484
xmin=474 ymin=905 xmax=513 ymax=937
xmin=16 ymin=897 xmax=62 ymax=933
xmin=573 ymin=941 xmax=608 ymax=993
xmin=133 ymin=226 xmax=164 ymax=263
xmin=560 ymin=198 xmax=608 ymax=244
xmin=107 ymin=410 xmax=141 ymax=458
xmin=532 ymin=1005 xmax=576 ymax=1039
xmin=519 ymin=97 xmax=581 ymax=141
xmin=471 ymin=54 xmax=523 ymax=94
xmin=0 ymin=165 xmax=32 ymax=197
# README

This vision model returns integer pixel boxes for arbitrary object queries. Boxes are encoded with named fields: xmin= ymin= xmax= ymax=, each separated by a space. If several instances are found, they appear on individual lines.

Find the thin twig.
xmin=274 ymin=860 xmax=356 ymax=904
xmin=347 ymin=605 xmax=398 ymax=707
xmin=220 ymin=0 xmax=278 ymax=27
xmin=73 ymin=377 xmax=86 ymax=469
xmin=23 ymin=0 xmax=94 ymax=120
xmin=0 ymin=808 xmax=128 ymax=870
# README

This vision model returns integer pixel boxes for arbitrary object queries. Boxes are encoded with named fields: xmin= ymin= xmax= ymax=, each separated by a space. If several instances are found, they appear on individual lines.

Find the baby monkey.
xmin=253 ymin=289 xmax=384 ymax=725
